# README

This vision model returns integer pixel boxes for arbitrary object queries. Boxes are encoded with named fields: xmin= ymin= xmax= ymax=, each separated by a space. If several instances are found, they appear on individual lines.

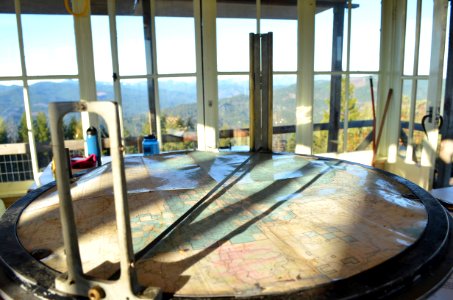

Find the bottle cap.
xmin=87 ymin=126 xmax=97 ymax=135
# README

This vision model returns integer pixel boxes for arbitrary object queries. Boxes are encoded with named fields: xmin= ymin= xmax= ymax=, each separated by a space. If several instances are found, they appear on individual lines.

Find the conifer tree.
xmin=35 ymin=112 xmax=50 ymax=143
xmin=18 ymin=113 xmax=29 ymax=143
xmin=0 ymin=117 xmax=8 ymax=144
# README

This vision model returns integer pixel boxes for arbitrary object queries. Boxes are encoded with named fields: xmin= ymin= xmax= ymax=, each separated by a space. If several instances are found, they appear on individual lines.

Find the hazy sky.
xmin=0 ymin=0 xmax=435 ymax=82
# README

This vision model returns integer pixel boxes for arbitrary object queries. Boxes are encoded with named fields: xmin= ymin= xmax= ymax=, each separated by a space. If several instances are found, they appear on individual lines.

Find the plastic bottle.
xmin=143 ymin=134 xmax=160 ymax=156
xmin=86 ymin=126 xmax=102 ymax=166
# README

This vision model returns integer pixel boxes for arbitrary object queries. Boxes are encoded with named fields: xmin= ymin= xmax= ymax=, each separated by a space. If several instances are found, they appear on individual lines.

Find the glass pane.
xmin=261 ymin=0 xmax=297 ymax=72
xmin=0 ymin=82 xmax=33 ymax=182
xmin=313 ymin=74 xmax=346 ymax=153
xmin=342 ymin=3 xmax=349 ymax=71
xmin=156 ymin=0 xmax=195 ymax=74
xmin=314 ymin=7 xmax=333 ymax=71
xmin=315 ymin=1 xmax=346 ymax=72
xmin=345 ymin=75 xmax=377 ymax=152
xmin=29 ymin=80 xmax=80 ymax=168
xmin=0 ymin=81 xmax=24 ymax=143
xmin=91 ymin=14 xmax=114 ymax=100
xmin=414 ymin=79 xmax=428 ymax=161
xmin=120 ymin=79 xmax=149 ymax=146
xmin=21 ymin=14 xmax=77 ymax=76
xmin=399 ymin=80 xmax=412 ymax=158
xmin=217 ymin=0 xmax=256 ymax=72
xmin=349 ymin=0 xmax=381 ymax=71
xmin=404 ymin=0 xmax=417 ymax=75
xmin=441 ymin=2 xmax=451 ymax=113
xmin=418 ymin=0 xmax=433 ymax=75
xmin=117 ymin=2 xmax=147 ymax=76
xmin=218 ymin=75 xmax=249 ymax=149
xmin=313 ymin=75 xmax=331 ymax=154
xmin=159 ymin=77 xmax=197 ymax=151
xmin=0 ymin=9 xmax=22 ymax=76
xmin=272 ymin=75 xmax=296 ymax=152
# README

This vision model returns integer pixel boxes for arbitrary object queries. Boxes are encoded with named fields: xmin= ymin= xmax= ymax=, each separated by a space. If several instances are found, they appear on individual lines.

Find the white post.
xmin=199 ymin=0 xmax=219 ymax=151
xmin=72 ymin=0 xmax=99 ymax=155
xmin=295 ymin=0 xmax=315 ymax=155
xmin=14 ymin=0 xmax=40 ymax=185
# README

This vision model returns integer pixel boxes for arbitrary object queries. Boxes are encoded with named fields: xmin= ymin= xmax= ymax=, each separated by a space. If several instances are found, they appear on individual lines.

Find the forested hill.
xmin=0 ymin=77 xmax=428 ymax=129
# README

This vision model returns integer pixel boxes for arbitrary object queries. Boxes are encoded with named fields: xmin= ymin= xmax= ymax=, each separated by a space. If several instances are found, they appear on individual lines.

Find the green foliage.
xmin=160 ymin=113 xmax=196 ymax=151
xmin=313 ymin=78 xmax=368 ymax=154
xmin=0 ymin=117 xmax=8 ymax=144
xmin=18 ymin=113 xmax=28 ymax=143
xmin=35 ymin=112 xmax=50 ymax=143
xmin=64 ymin=116 xmax=82 ymax=140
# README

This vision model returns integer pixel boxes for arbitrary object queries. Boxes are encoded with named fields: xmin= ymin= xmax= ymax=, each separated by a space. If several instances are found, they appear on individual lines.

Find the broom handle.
xmin=373 ymin=89 xmax=393 ymax=166
xmin=369 ymin=77 xmax=377 ymax=153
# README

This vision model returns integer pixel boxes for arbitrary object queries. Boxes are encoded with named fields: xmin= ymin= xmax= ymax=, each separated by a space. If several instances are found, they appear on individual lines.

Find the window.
xmin=313 ymin=0 xmax=381 ymax=154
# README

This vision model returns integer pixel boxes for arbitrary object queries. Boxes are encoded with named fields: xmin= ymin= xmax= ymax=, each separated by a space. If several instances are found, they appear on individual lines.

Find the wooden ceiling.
xmin=0 ymin=0 xmax=349 ymax=17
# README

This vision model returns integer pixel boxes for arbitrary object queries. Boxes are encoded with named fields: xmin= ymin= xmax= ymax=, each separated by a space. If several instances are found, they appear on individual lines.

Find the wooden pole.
xmin=373 ymin=89 xmax=393 ymax=167
xmin=369 ymin=77 xmax=377 ymax=154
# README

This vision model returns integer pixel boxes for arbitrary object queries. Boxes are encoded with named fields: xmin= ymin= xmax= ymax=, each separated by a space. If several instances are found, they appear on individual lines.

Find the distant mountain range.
xmin=0 ymin=76 xmax=429 ymax=137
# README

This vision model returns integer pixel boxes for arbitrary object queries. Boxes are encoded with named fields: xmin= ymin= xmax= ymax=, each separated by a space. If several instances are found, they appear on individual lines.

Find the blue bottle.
xmin=86 ymin=126 xmax=102 ymax=166
xmin=143 ymin=134 xmax=159 ymax=156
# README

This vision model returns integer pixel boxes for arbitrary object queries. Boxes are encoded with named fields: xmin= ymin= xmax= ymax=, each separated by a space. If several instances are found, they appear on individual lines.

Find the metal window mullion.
xmin=117 ymin=73 xmax=197 ymax=80
xmin=295 ymin=0 xmax=315 ymax=155
xmin=257 ymin=0 xmax=261 ymax=34
xmin=0 ymin=75 xmax=78 ymax=81
xmin=250 ymin=34 xmax=261 ymax=151
xmin=263 ymin=33 xmax=273 ymax=150
xmin=217 ymin=71 xmax=250 ymax=76
xmin=14 ymin=0 xmax=40 ymax=185
xmin=194 ymin=0 xmax=206 ymax=150
xmin=343 ymin=0 xmax=352 ymax=153
xmin=314 ymin=71 xmax=380 ymax=76
xmin=406 ymin=0 xmax=422 ymax=163
xmin=148 ymin=0 xmax=162 ymax=142
xmin=151 ymin=0 xmax=163 ymax=144
xmin=401 ymin=74 xmax=429 ymax=80
xmin=108 ymin=0 xmax=125 ymax=140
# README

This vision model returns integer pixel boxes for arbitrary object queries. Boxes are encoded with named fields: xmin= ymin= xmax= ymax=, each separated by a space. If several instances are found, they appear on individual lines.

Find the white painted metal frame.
xmin=312 ymin=1 xmax=381 ymax=154
xmin=404 ymin=0 xmax=423 ymax=163
xmin=421 ymin=0 xmax=448 ymax=183
xmin=12 ymin=0 xmax=40 ymax=185
xmin=382 ymin=0 xmax=448 ymax=190
xmin=199 ymin=0 xmax=219 ymax=151
xmin=110 ymin=0 xmax=200 ymax=151
xmin=343 ymin=0 xmax=352 ymax=151
xmin=49 ymin=101 xmax=160 ymax=300
xmin=148 ymin=0 xmax=163 ymax=144
xmin=378 ymin=0 xmax=406 ymax=162
xmin=194 ymin=0 xmax=206 ymax=150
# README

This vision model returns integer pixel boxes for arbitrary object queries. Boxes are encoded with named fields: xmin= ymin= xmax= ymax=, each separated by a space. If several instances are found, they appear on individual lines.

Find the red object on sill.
xmin=70 ymin=154 xmax=97 ymax=169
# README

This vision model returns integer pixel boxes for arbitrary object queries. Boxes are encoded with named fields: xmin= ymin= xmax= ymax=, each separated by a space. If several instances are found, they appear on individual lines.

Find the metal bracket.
xmin=48 ymin=101 xmax=161 ymax=300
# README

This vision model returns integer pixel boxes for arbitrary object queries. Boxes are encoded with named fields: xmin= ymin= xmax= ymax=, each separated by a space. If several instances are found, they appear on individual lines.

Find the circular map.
xmin=15 ymin=151 xmax=429 ymax=298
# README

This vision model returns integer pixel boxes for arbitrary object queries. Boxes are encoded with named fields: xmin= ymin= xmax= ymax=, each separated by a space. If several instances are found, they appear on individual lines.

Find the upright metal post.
xmin=262 ymin=33 xmax=273 ymax=151
xmin=249 ymin=32 xmax=273 ymax=152
xmin=142 ymin=0 xmax=159 ymax=137
xmin=327 ymin=2 xmax=345 ymax=153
